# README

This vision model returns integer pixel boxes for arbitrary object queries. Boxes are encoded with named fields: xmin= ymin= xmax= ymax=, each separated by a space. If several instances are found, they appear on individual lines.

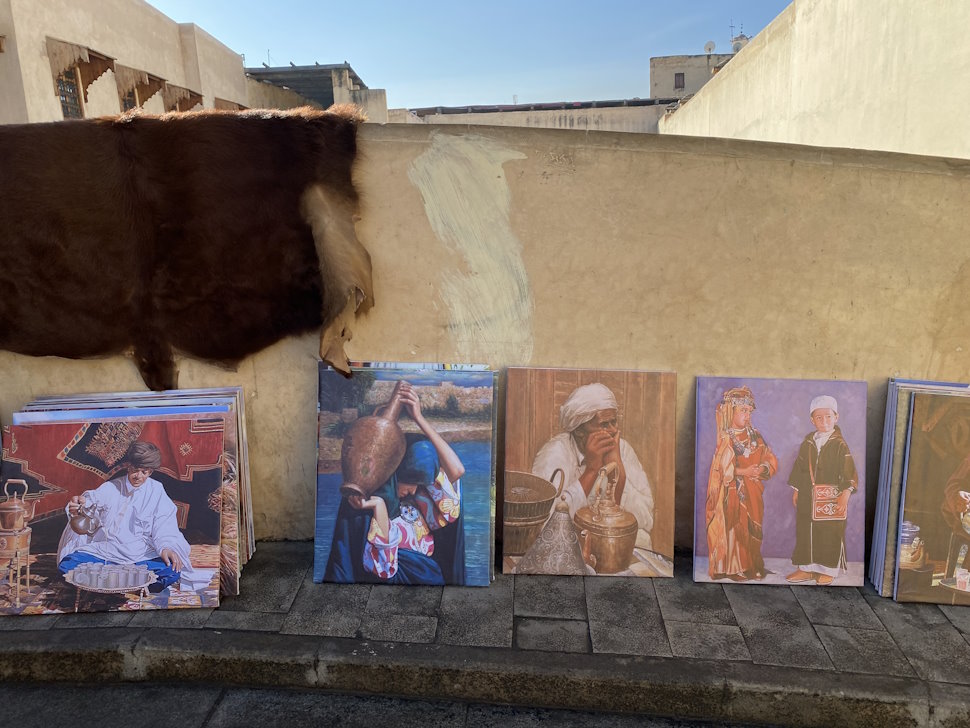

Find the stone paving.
xmin=4 ymin=541 xmax=970 ymax=726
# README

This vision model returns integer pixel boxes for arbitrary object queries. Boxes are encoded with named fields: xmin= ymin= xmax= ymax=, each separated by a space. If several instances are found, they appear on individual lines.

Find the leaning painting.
xmin=314 ymin=363 xmax=495 ymax=586
xmin=0 ymin=416 xmax=223 ymax=615
xmin=693 ymin=376 xmax=866 ymax=586
xmin=895 ymin=392 xmax=970 ymax=604
xmin=503 ymin=367 xmax=676 ymax=577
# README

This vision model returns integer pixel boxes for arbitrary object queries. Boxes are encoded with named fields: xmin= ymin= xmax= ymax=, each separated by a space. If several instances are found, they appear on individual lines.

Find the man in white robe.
xmin=531 ymin=383 xmax=655 ymax=551
xmin=57 ymin=441 xmax=206 ymax=593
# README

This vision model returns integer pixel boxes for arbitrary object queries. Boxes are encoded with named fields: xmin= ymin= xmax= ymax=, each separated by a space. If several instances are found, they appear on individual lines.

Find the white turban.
xmin=559 ymin=383 xmax=618 ymax=432
xmin=810 ymin=395 xmax=838 ymax=415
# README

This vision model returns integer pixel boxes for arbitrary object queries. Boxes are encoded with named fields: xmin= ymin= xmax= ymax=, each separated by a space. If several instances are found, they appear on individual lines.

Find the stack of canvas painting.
xmin=693 ymin=377 xmax=866 ymax=587
xmin=503 ymin=367 xmax=675 ymax=577
xmin=314 ymin=362 xmax=495 ymax=586
xmin=871 ymin=379 xmax=970 ymax=604
xmin=0 ymin=387 xmax=252 ymax=615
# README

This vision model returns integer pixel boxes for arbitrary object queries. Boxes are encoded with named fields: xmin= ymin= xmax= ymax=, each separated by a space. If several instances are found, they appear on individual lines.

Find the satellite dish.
xmin=704 ymin=40 xmax=716 ymax=54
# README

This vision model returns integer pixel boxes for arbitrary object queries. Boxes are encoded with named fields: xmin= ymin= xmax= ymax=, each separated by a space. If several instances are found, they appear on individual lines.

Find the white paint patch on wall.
xmin=408 ymin=132 xmax=534 ymax=364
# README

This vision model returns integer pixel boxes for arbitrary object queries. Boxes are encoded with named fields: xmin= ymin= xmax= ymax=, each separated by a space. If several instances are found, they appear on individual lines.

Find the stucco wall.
xmin=5 ymin=0 xmax=247 ymax=122
xmin=2 ymin=124 xmax=969 ymax=550
xmin=182 ymin=24 xmax=247 ymax=109
xmin=246 ymin=77 xmax=319 ymax=111
xmin=649 ymin=54 xmax=733 ymax=99
xmin=659 ymin=0 xmax=970 ymax=160
xmin=9 ymin=0 xmax=186 ymax=121
xmin=407 ymin=105 xmax=666 ymax=134
xmin=0 ymin=0 xmax=28 ymax=123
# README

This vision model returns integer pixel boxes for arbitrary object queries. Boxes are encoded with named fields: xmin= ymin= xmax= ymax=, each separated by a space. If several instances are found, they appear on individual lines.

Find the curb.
xmin=0 ymin=627 xmax=963 ymax=727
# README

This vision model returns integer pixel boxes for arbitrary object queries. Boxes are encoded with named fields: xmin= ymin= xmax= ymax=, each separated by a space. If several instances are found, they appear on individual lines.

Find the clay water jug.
xmin=339 ymin=380 xmax=408 ymax=498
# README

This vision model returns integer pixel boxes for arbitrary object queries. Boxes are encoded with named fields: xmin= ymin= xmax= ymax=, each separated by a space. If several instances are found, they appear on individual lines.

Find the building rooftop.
xmin=245 ymin=63 xmax=367 ymax=108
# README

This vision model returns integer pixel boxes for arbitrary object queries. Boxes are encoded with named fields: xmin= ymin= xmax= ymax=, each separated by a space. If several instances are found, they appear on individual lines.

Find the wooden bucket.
xmin=503 ymin=469 xmax=562 ymax=555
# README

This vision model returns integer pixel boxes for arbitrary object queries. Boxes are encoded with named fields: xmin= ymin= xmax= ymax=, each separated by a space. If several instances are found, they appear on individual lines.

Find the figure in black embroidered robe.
xmin=788 ymin=424 xmax=857 ymax=579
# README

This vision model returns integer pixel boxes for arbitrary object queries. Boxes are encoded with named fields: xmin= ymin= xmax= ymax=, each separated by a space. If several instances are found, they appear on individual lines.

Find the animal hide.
xmin=0 ymin=105 xmax=372 ymax=391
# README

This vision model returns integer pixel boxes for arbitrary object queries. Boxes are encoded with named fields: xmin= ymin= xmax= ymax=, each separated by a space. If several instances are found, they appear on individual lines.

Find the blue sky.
xmin=145 ymin=1 xmax=791 ymax=109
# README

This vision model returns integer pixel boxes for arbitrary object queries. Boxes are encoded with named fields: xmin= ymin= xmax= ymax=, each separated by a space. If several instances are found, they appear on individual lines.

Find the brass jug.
xmin=0 ymin=480 xmax=35 ymax=532
xmin=514 ymin=469 xmax=587 ymax=575
xmin=573 ymin=463 xmax=638 ymax=574
xmin=339 ymin=380 xmax=408 ymax=498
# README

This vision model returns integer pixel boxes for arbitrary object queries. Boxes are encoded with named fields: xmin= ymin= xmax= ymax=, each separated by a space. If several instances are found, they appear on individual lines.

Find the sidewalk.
xmin=2 ymin=541 xmax=970 ymax=727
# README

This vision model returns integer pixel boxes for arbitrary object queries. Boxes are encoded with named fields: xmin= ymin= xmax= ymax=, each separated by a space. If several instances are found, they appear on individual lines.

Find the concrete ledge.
xmin=0 ymin=627 xmax=940 ymax=727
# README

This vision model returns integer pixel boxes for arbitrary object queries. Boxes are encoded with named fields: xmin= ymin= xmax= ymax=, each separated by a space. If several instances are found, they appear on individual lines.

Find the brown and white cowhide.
xmin=0 ymin=105 xmax=372 ymax=390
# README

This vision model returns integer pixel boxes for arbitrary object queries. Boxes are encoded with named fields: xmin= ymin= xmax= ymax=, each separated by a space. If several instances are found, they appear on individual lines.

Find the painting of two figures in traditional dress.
xmin=693 ymin=377 xmax=866 ymax=586
xmin=314 ymin=364 xmax=494 ymax=586
xmin=503 ymin=367 xmax=675 ymax=577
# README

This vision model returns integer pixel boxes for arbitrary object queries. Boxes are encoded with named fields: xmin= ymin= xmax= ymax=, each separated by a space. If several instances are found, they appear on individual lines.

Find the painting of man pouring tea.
xmin=503 ymin=367 xmax=675 ymax=577
xmin=314 ymin=363 xmax=495 ymax=586
xmin=0 ymin=416 xmax=224 ymax=615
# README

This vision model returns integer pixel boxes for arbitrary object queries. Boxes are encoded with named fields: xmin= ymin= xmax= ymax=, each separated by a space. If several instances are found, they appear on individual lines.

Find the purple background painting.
xmin=693 ymin=376 xmax=867 ymax=562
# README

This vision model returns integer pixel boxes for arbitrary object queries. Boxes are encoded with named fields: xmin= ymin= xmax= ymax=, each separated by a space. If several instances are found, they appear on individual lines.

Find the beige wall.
xmin=5 ymin=0 xmax=247 ymax=122
xmin=660 ymin=0 xmax=970 ymax=160
xmin=3 ymin=124 xmax=970 ymax=550
xmin=650 ymin=54 xmax=734 ymax=99
xmin=246 ymin=76 xmax=320 ymax=111
xmin=405 ymin=105 xmax=666 ymax=134
xmin=182 ymin=24 xmax=247 ymax=109
xmin=332 ymin=68 xmax=387 ymax=123
xmin=0 ymin=0 xmax=28 ymax=123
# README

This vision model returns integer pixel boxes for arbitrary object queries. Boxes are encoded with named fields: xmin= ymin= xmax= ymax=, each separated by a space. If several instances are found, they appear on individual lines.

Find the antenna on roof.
xmin=704 ymin=40 xmax=716 ymax=54
xmin=289 ymin=61 xmax=295 ymax=67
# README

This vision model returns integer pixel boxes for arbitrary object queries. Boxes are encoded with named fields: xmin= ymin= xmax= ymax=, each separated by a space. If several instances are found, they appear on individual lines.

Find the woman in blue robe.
xmin=325 ymin=383 xmax=465 ymax=584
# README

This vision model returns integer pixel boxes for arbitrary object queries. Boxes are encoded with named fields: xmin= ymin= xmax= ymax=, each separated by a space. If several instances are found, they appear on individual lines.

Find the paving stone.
xmin=792 ymin=585 xmax=884 ymax=629
xmin=209 ymin=687 xmax=467 ymax=728
xmin=865 ymin=595 xmax=970 ymax=684
xmin=128 ymin=607 xmax=214 ymax=628
xmin=514 ymin=617 xmax=590 ymax=653
xmin=724 ymin=586 xmax=832 ymax=669
xmin=939 ymin=604 xmax=970 ymax=637
xmin=365 ymin=584 xmax=442 ymax=616
xmin=358 ymin=613 xmax=437 ymax=643
xmin=52 ymin=610 xmax=135 ymax=628
xmin=218 ymin=541 xmax=311 ymax=613
xmin=654 ymin=564 xmax=736 ymax=625
xmin=0 ymin=683 xmax=221 ymax=728
xmin=205 ymin=610 xmax=285 ymax=632
xmin=665 ymin=620 xmax=750 ymax=661
xmin=814 ymin=625 xmax=915 ymax=677
xmin=0 ymin=614 xmax=58 ymax=630
xmin=513 ymin=574 xmax=587 ymax=619
xmin=436 ymin=573 xmax=513 ymax=647
xmin=585 ymin=576 xmax=670 ymax=656
xmin=280 ymin=578 xmax=370 ymax=637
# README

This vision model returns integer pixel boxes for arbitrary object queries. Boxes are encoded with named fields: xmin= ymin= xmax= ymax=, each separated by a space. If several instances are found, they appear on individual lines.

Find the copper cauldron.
xmin=503 ymin=469 xmax=562 ymax=556
xmin=573 ymin=463 xmax=637 ymax=574
xmin=339 ymin=380 xmax=408 ymax=498
xmin=0 ymin=480 xmax=35 ymax=532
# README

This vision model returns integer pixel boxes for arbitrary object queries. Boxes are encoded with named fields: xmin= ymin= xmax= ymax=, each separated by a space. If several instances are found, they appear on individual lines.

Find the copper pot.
xmin=0 ymin=480 xmax=35 ymax=532
xmin=339 ymin=380 xmax=408 ymax=498
xmin=573 ymin=464 xmax=637 ymax=574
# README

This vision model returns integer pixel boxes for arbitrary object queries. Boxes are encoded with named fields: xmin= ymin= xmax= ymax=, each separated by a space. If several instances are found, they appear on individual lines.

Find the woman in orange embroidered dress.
xmin=705 ymin=387 xmax=778 ymax=580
